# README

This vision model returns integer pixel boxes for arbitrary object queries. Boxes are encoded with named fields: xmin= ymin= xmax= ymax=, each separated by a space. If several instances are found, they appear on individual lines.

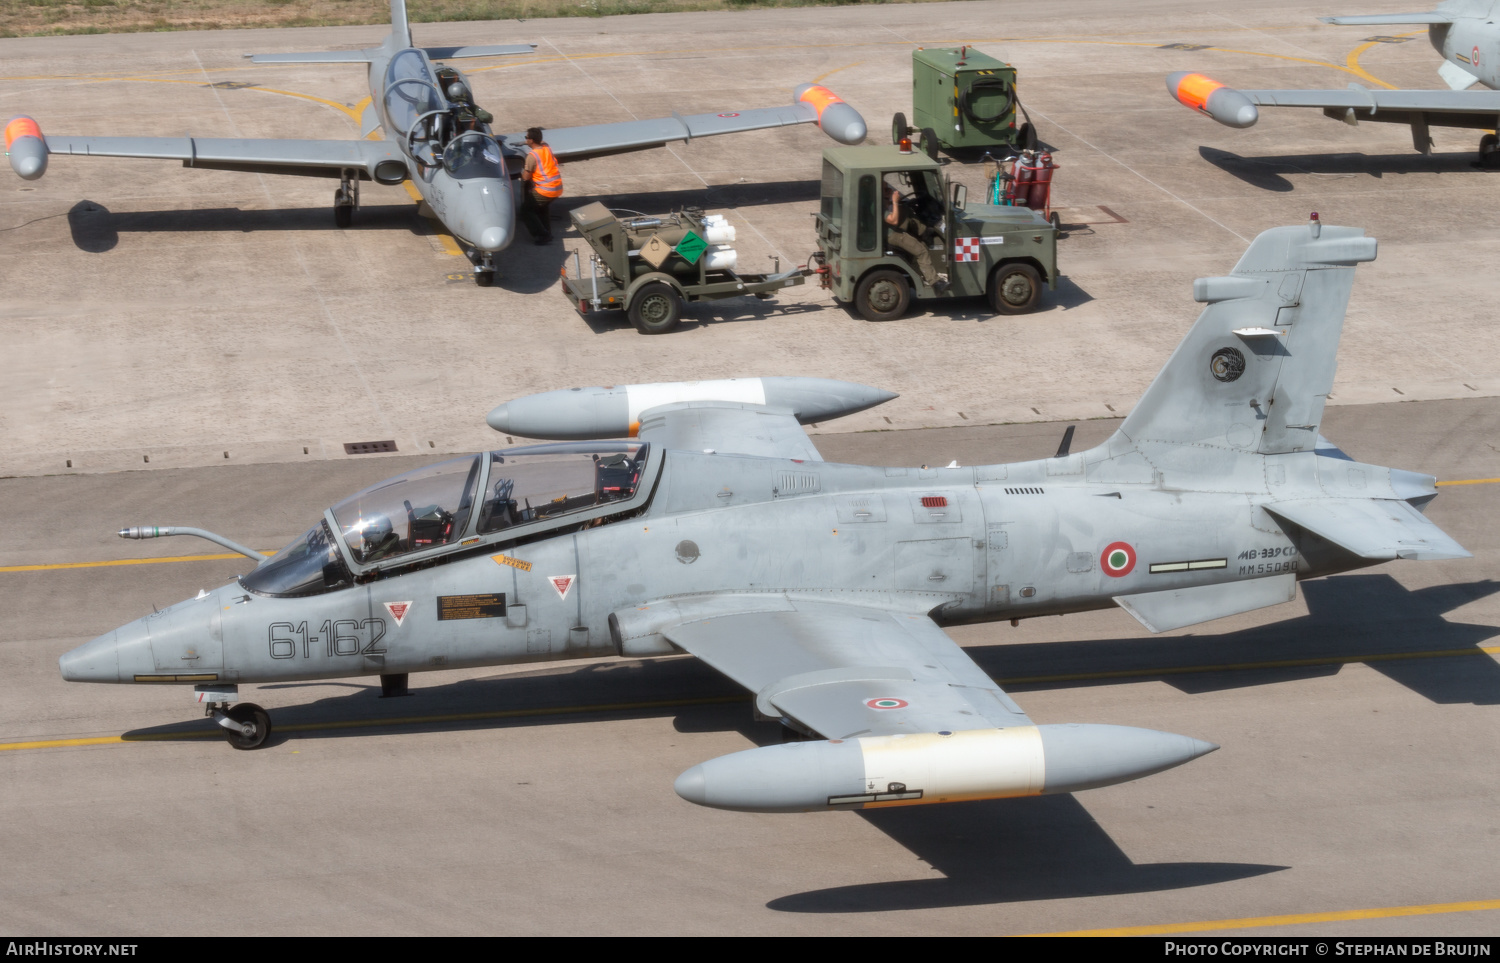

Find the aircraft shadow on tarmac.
xmin=1198 ymin=146 xmax=1500 ymax=192
xmin=67 ymin=199 xmax=443 ymax=253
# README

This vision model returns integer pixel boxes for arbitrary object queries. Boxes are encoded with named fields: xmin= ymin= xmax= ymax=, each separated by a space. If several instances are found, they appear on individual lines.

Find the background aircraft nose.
xmin=477 ymin=226 xmax=509 ymax=252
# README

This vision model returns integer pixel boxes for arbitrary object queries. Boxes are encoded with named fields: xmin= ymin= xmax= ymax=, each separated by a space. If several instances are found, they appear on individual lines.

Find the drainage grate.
xmin=344 ymin=440 xmax=398 ymax=455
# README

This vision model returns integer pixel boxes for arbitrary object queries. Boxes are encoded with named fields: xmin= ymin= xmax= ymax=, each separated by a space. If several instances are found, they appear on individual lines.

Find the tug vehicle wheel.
xmin=988 ymin=262 xmax=1041 ymax=315
xmin=854 ymin=269 xmax=911 ymax=322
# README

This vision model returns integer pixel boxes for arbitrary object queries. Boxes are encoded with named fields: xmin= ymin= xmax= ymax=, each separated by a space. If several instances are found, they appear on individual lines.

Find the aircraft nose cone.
xmin=477 ymin=225 xmax=509 ymax=252
xmin=61 ymin=617 xmax=157 ymax=683
xmin=674 ymin=764 xmax=709 ymax=805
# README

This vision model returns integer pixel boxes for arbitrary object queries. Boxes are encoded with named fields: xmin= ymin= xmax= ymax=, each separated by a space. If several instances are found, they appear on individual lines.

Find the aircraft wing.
xmin=498 ymin=84 xmax=867 ymax=162
xmin=635 ymin=400 xmax=825 ymax=461
xmin=657 ymin=599 xmax=1032 ymax=738
xmin=1263 ymin=497 xmax=1471 ymax=561
xmin=1241 ymin=86 xmax=1500 ymax=117
xmin=39 ymin=135 xmax=407 ymax=180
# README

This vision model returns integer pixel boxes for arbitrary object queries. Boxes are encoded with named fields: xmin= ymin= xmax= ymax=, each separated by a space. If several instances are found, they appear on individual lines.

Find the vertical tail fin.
xmin=390 ymin=0 xmax=412 ymax=48
xmin=1117 ymin=217 xmax=1376 ymax=459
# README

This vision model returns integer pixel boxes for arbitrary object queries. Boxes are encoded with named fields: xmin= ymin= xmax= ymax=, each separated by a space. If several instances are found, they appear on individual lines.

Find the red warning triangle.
xmin=549 ymin=575 xmax=575 ymax=600
xmin=384 ymin=601 xmax=412 ymax=626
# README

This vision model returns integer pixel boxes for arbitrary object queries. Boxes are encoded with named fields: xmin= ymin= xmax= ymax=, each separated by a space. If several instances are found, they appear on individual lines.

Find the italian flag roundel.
xmin=1100 ymin=542 xmax=1136 ymax=577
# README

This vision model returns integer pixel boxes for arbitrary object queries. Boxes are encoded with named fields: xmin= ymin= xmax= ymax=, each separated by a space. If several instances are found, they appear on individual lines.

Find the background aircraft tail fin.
xmin=1116 ymin=217 xmax=1376 ymax=458
xmin=390 ymin=0 xmax=412 ymax=48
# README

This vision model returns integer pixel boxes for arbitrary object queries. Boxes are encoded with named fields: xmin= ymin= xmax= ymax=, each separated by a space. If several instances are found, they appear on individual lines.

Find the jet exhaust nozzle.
xmin=487 ymin=376 xmax=898 ymax=440
xmin=5 ymin=116 xmax=48 ymax=180
xmin=794 ymin=84 xmax=868 ymax=145
xmin=1167 ymin=71 xmax=1259 ymax=128
xmin=674 ymin=724 xmax=1218 ymax=813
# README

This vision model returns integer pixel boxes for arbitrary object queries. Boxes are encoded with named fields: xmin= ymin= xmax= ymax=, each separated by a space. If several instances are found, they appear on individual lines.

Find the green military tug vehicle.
xmin=811 ymin=142 xmax=1059 ymax=322
xmin=561 ymin=202 xmax=810 ymax=334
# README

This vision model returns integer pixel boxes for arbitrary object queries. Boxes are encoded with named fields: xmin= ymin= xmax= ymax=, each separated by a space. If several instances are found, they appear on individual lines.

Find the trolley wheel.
xmin=224 ymin=703 xmax=272 ymax=750
xmin=1050 ymin=211 xmax=1062 ymax=232
xmin=628 ymin=282 xmax=682 ymax=334
xmin=892 ymin=111 xmax=909 ymax=145
xmin=1018 ymin=122 xmax=1037 ymax=151
xmin=988 ymin=262 xmax=1042 ymax=315
xmin=854 ymin=269 xmax=911 ymax=322
xmin=920 ymin=127 xmax=939 ymax=160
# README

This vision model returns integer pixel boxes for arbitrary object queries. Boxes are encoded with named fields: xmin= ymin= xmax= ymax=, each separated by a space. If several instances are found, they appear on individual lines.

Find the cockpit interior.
xmin=241 ymin=443 xmax=654 ymax=598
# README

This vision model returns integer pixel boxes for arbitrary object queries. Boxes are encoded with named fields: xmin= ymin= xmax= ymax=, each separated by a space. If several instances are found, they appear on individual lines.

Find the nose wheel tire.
xmin=988 ymin=262 xmax=1042 ymax=315
xmin=854 ymin=269 xmax=911 ymax=322
xmin=628 ymin=283 xmax=683 ymax=334
xmin=334 ymin=202 xmax=353 ymax=228
xmin=224 ymin=703 xmax=272 ymax=750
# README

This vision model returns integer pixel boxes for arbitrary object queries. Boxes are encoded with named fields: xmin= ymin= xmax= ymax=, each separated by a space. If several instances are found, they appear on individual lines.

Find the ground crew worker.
xmin=520 ymin=127 xmax=563 ymax=245
xmin=885 ymin=187 xmax=948 ymax=292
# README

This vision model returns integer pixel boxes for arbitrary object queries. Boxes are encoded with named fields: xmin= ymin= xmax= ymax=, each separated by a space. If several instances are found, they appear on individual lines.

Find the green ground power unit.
xmin=910 ymin=46 xmax=1029 ymax=150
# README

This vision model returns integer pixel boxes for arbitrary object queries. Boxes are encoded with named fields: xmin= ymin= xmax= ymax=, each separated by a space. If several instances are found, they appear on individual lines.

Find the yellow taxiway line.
xmin=1021 ymin=897 xmax=1500 ymax=936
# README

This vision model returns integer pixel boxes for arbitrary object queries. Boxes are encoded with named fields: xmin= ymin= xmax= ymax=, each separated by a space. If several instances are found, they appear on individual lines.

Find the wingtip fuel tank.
xmin=794 ymin=84 xmax=868 ymax=145
xmin=487 ymin=376 xmax=897 ymax=439
xmin=1167 ymin=71 xmax=1259 ymax=128
xmin=675 ymin=725 xmax=1218 ymax=813
xmin=5 ymin=116 xmax=48 ymax=180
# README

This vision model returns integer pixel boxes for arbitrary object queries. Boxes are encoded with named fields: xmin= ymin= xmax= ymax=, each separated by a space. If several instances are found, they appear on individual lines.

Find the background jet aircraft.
xmin=1168 ymin=1 xmax=1500 ymax=162
xmin=1 ymin=0 xmax=866 ymax=285
xmin=61 ymin=217 xmax=1467 ymax=813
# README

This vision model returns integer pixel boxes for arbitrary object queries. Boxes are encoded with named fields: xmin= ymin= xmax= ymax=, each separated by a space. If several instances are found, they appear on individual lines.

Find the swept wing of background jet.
xmin=1167 ymin=1 xmax=1500 ymax=160
xmin=63 ymin=218 xmax=1467 ymax=813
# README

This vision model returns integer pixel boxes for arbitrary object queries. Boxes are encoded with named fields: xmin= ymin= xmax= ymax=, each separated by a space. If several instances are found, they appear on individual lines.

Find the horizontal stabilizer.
xmin=1319 ymin=12 xmax=1453 ymax=24
xmin=423 ymin=44 xmax=537 ymax=59
xmin=1263 ymin=498 xmax=1471 ymax=561
xmin=1115 ymin=574 xmax=1297 ymax=633
xmin=247 ymin=50 xmax=375 ymax=64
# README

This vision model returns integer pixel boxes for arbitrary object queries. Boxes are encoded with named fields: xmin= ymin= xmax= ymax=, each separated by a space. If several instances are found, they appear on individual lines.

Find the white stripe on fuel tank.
xmin=855 ymin=726 xmax=1045 ymax=807
xmin=625 ymin=378 xmax=768 ymax=425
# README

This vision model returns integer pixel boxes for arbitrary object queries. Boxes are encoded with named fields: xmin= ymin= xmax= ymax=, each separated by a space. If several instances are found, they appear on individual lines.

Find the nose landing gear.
xmin=468 ymin=249 xmax=496 ymax=286
xmin=197 ymin=684 xmax=272 ymax=750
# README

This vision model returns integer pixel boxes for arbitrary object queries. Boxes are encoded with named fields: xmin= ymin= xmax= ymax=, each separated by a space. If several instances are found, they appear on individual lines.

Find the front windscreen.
xmin=820 ymin=159 xmax=843 ymax=225
xmin=479 ymin=445 xmax=647 ymax=535
xmin=240 ymin=521 xmax=349 ymax=598
xmin=443 ymin=135 xmax=504 ymax=179
xmin=332 ymin=455 xmax=481 ymax=565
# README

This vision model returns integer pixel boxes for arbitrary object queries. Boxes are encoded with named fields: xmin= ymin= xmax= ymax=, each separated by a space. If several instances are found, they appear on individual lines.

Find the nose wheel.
xmin=210 ymin=702 xmax=272 ymax=750
xmin=468 ymin=249 xmax=496 ymax=286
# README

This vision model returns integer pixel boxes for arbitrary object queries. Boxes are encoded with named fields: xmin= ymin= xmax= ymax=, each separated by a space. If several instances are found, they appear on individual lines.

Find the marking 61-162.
xmin=268 ymin=619 xmax=387 ymax=659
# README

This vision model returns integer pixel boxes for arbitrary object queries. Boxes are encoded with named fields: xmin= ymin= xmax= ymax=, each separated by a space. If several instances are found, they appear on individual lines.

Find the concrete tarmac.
xmin=2 ymin=400 xmax=1498 ymax=936
xmin=3 ymin=1 xmax=1500 ymax=475
xmin=2 ymin=0 xmax=1500 ymax=938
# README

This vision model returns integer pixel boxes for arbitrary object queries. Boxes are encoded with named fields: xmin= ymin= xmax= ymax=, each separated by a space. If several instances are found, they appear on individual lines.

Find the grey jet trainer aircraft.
xmin=2 ymin=0 xmax=866 ymax=285
xmin=1168 ymin=1 xmax=1500 ymax=163
xmin=61 ymin=217 xmax=1468 ymax=814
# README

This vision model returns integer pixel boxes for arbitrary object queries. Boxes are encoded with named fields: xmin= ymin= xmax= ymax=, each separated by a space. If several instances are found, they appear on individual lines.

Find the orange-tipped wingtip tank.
xmin=1166 ymin=72 xmax=1259 ymax=129
xmin=5 ymin=115 xmax=48 ymax=180
xmin=793 ymin=83 xmax=868 ymax=145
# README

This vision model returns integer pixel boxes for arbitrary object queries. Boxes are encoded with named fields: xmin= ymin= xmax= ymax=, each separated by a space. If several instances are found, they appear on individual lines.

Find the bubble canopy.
xmin=241 ymin=443 xmax=655 ymax=598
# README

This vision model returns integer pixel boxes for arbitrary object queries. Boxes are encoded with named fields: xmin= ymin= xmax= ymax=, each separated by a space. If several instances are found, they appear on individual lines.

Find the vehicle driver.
xmin=884 ymin=184 xmax=948 ymax=292
xmin=519 ymin=127 xmax=563 ymax=245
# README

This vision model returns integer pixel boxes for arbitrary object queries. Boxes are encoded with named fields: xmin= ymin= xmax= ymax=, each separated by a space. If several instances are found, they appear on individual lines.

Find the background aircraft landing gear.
xmin=209 ymin=702 xmax=272 ymax=750
xmin=470 ymin=251 xmax=496 ymax=286
xmin=334 ymin=171 xmax=359 ymax=228
xmin=1479 ymin=133 xmax=1499 ymax=167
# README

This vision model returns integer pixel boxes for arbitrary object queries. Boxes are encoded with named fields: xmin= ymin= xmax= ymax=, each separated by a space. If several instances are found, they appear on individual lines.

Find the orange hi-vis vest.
xmin=528 ymin=144 xmax=563 ymax=198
